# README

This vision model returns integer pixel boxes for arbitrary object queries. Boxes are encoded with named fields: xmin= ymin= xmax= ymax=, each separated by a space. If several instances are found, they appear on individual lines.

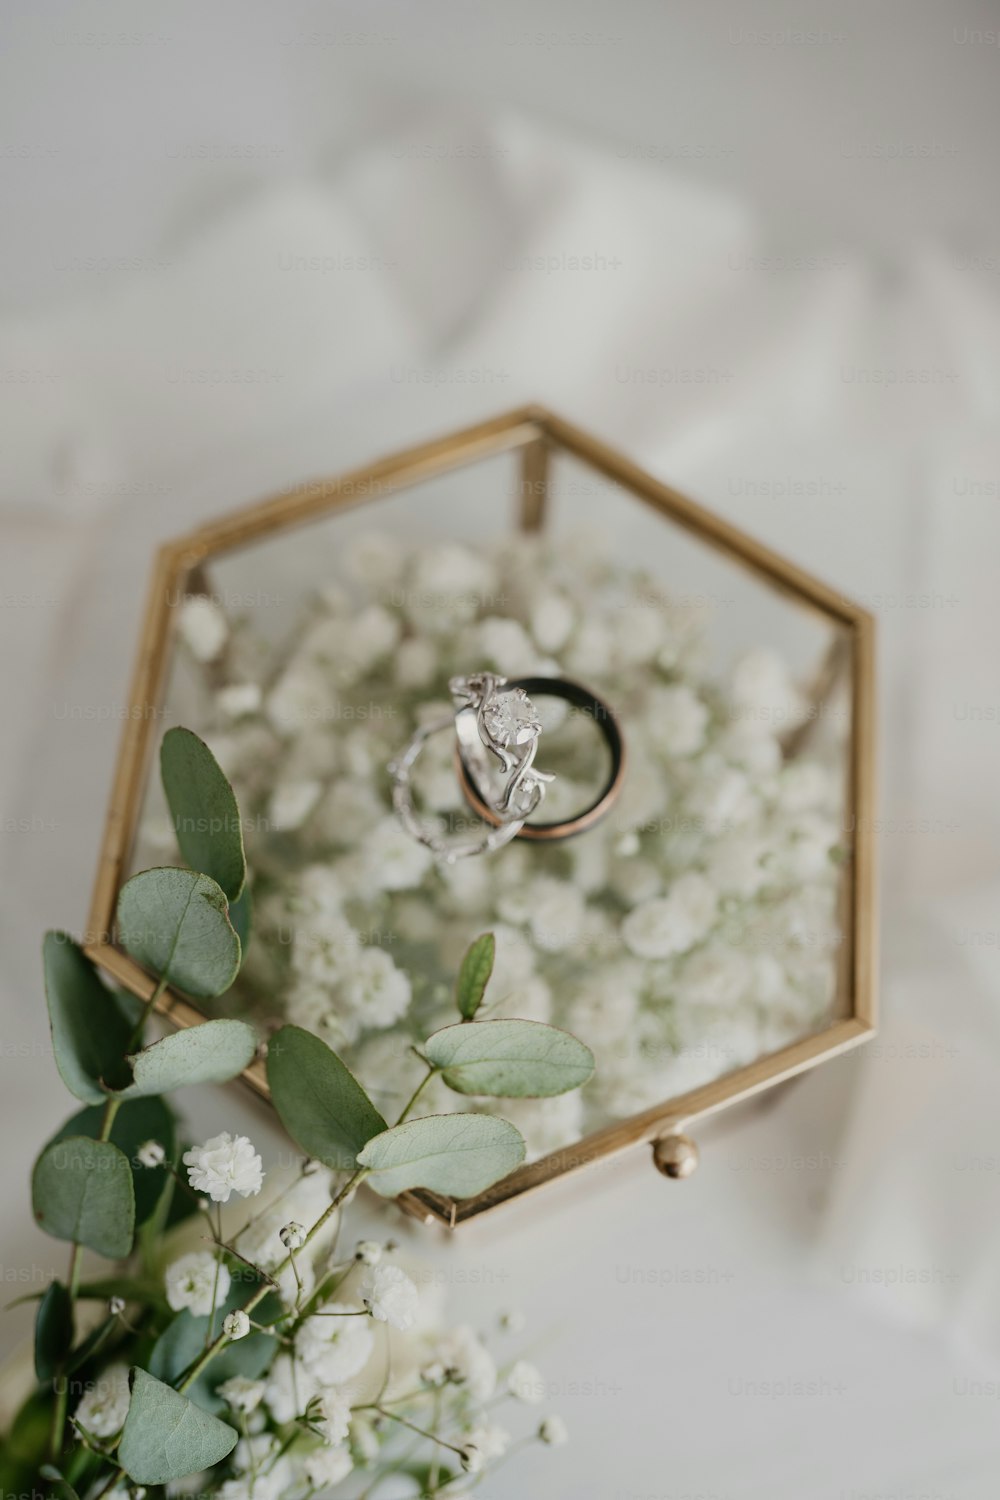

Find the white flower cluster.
xmin=144 ymin=530 xmax=846 ymax=1158
xmin=128 ymin=1162 xmax=567 ymax=1495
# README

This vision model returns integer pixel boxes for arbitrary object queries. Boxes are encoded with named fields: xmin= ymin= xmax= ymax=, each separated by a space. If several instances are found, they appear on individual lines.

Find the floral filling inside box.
xmin=90 ymin=408 xmax=876 ymax=1222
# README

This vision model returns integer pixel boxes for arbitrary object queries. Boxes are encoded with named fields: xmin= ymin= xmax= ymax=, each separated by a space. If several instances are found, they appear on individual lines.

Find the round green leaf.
xmin=34 ymin=1280 xmax=73 ymax=1382
xmin=455 ymin=932 xmax=495 ymax=1020
xmin=47 ymin=1096 xmax=176 ymax=1226
xmin=425 ymin=1019 xmax=595 ymax=1098
xmin=119 ymin=1367 xmax=238 ymax=1484
xmin=43 ymin=933 xmax=134 ymax=1102
xmin=160 ymin=726 xmax=246 ymax=901
xmin=114 ymin=1019 xmax=258 ymax=1099
xmin=31 ymin=1136 xmax=135 ymax=1259
xmin=116 ymin=868 xmax=241 ymax=999
xmin=266 ymin=1024 xmax=387 ymax=1170
xmin=357 ymin=1114 xmax=526 ymax=1198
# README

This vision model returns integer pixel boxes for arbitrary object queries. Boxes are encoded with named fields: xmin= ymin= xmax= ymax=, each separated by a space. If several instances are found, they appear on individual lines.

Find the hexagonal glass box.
xmin=85 ymin=406 xmax=876 ymax=1225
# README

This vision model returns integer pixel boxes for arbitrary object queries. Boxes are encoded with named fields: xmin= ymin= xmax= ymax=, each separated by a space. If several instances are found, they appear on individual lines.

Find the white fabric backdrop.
xmin=3 ymin=5 xmax=1000 ymax=1495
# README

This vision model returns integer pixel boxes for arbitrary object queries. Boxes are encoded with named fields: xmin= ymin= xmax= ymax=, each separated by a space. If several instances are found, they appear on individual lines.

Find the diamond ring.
xmin=388 ymin=672 xmax=554 ymax=862
xmin=449 ymin=672 xmax=554 ymax=824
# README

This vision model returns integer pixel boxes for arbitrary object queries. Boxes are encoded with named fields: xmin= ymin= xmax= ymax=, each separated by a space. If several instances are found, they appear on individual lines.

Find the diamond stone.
xmin=482 ymin=688 xmax=540 ymax=749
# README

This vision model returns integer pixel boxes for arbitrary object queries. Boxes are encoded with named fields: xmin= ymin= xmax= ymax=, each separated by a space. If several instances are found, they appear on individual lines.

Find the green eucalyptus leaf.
xmin=116 ymin=868 xmax=241 ymax=999
xmin=455 ymin=932 xmax=495 ymax=1021
xmin=266 ymin=1024 xmax=386 ymax=1169
xmin=425 ymin=1019 xmax=595 ymax=1098
xmin=357 ymin=1113 xmax=525 ymax=1198
xmin=43 ymin=933 xmax=134 ymax=1102
xmin=160 ymin=726 xmax=246 ymax=901
xmin=34 ymin=1280 xmax=73 ymax=1382
xmin=47 ymin=1096 xmax=176 ymax=1226
xmin=31 ymin=1137 xmax=135 ymax=1259
xmin=112 ymin=1018 xmax=257 ymax=1100
xmin=119 ymin=1367 xmax=238 ymax=1484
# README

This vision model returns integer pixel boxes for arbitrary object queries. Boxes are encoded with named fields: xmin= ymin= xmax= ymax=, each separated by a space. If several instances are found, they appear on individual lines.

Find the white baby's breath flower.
xmin=136 ymin=1139 xmax=165 ymax=1168
xmin=75 ymin=1362 xmax=131 ymax=1437
xmin=361 ymin=815 xmax=433 ymax=892
xmin=688 ymin=763 xmax=757 ymax=834
xmin=459 ymin=1444 xmax=483 ymax=1475
xmin=675 ymin=946 xmax=751 ymax=1008
xmin=408 ymin=544 xmax=499 ymax=634
xmin=266 ymin=660 xmax=338 ymax=735
xmin=613 ymin=599 xmax=666 ymax=665
xmin=539 ymin=1414 xmax=569 ymax=1446
xmin=183 ymin=1133 xmax=264 ymax=1203
xmin=315 ymin=1387 xmax=352 ymax=1446
xmin=279 ymin=1221 xmax=306 ymax=1251
xmin=216 ymin=681 xmax=262 ymax=720
xmin=268 ymin=778 xmax=322 ymax=832
xmin=527 ymin=877 xmax=585 ymax=954
xmin=622 ymin=874 xmax=718 ymax=960
xmin=341 ymin=947 xmax=412 ymax=1031
xmin=165 ymin=1252 xmax=231 ymax=1317
xmin=475 ymin=615 xmax=537 ymax=676
xmin=508 ymin=1359 xmax=545 ymax=1403
xmin=363 ymin=1263 xmax=419 ymax=1330
xmin=436 ymin=1324 xmax=496 ymax=1401
xmin=500 ymin=1092 xmax=584 ymax=1162
xmin=354 ymin=1240 xmax=382 ymax=1265
xmin=305 ymin=1445 xmax=354 ymax=1485
xmin=645 ymin=683 xmax=709 ymax=757
xmin=729 ymin=646 xmax=807 ymax=729
xmin=530 ymin=592 xmax=575 ymax=652
xmin=262 ymin=1353 xmax=319 ymax=1425
xmin=705 ymin=832 xmax=769 ymax=898
xmin=296 ymin=1303 xmax=374 ymax=1385
xmin=564 ymin=616 xmax=614 ymax=677
xmin=394 ymin=635 xmax=438 ymax=689
xmin=218 ymin=1376 xmax=265 ymax=1413
xmin=465 ymin=1421 xmax=510 ymax=1460
xmin=224 ymin=1310 xmax=250 ymax=1341
xmin=344 ymin=603 xmax=401 ymax=673
xmin=177 ymin=595 xmax=228 ymax=662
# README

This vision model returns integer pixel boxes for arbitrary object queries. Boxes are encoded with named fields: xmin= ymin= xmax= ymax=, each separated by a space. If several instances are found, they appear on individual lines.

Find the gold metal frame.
xmin=83 ymin=405 xmax=877 ymax=1227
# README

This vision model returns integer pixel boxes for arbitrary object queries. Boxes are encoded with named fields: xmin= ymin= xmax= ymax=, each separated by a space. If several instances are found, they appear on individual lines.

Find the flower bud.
xmin=223 ymin=1310 xmax=250 ymax=1340
xmin=460 ymin=1444 xmax=483 ymax=1474
xmin=279 ymin=1221 xmax=306 ymax=1250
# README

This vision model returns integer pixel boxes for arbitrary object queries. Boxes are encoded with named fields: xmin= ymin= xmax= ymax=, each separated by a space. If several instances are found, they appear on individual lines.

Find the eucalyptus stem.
xmin=396 ymin=1062 xmax=438 ymax=1124
xmin=125 ymin=972 xmax=169 ymax=1053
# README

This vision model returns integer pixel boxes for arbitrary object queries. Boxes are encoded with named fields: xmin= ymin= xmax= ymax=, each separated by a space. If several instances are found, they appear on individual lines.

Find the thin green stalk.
xmin=396 ymin=1063 xmax=438 ymax=1125
xmin=125 ymin=972 xmax=169 ymax=1053
xmin=178 ymin=1168 xmax=367 ymax=1394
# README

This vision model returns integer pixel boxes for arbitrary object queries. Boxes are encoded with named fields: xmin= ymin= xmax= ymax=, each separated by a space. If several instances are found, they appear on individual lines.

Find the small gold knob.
xmin=653 ymin=1133 xmax=699 ymax=1179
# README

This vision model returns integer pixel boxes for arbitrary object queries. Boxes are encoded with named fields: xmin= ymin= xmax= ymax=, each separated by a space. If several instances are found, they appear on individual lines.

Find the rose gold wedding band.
xmin=455 ymin=676 xmax=625 ymax=842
